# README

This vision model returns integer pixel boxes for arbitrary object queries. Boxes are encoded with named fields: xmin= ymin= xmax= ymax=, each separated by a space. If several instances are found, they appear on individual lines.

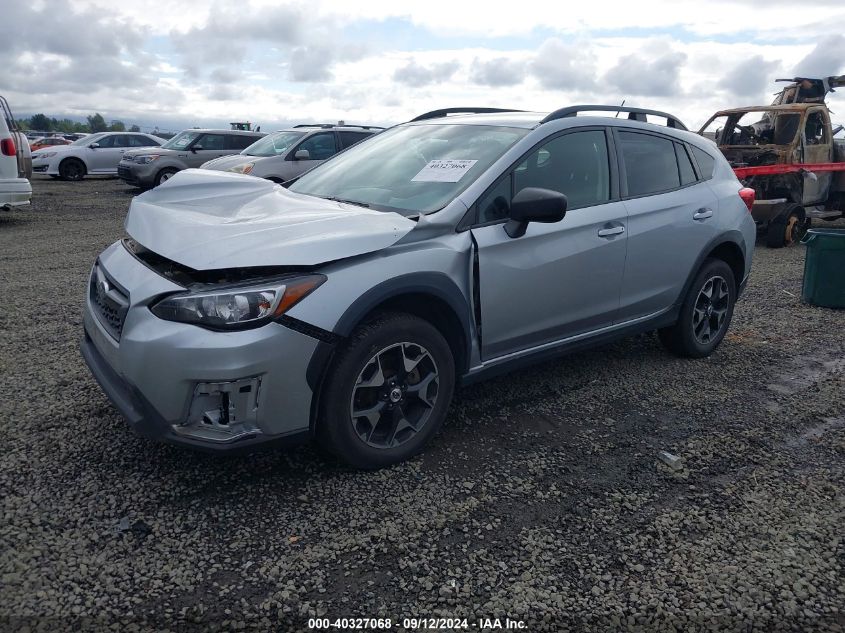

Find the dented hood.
xmin=125 ymin=169 xmax=415 ymax=270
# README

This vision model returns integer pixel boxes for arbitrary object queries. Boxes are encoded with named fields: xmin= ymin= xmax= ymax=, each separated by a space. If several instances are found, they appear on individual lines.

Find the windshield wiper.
xmin=322 ymin=196 xmax=370 ymax=208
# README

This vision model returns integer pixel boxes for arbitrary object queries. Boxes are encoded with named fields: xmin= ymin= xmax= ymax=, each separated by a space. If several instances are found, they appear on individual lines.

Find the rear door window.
xmin=619 ymin=131 xmax=680 ymax=196
xmin=128 ymin=135 xmax=155 ymax=147
xmin=690 ymin=145 xmax=716 ymax=180
xmin=226 ymin=135 xmax=258 ymax=150
xmin=339 ymin=131 xmax=372 ymax=149
xmin=675 ymin=143 xmax=697 ymax=185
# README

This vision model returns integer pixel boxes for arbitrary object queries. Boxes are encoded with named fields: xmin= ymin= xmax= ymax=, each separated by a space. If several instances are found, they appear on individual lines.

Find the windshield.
xmin=72 ymin=133 xmax=102 ymax=146
xmin=701 ymin=111 xmax=801 ymax=146
xmin=243 ymin=130 xmax=304 ymax=157
xmin=288 ymin=124 xmax=529 ymax=215
xmin=161 ymin=130 xmax=201 ymax=150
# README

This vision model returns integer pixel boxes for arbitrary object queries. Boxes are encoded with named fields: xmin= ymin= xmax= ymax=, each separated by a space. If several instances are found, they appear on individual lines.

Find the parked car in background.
xmin=82 ymin=105 xmax=755 ymax=469
xmin=31 ymin=132 xmax=166 ymax=181
xmin=117 ymin=129 xmax=265 ymax=188
xmin=0 ymin=96 xmax=32 ymax=209
xmin=200 ymin=124 xmax=381 ymax=183
xmin=30 ymin=136 xmax=72 ymax=152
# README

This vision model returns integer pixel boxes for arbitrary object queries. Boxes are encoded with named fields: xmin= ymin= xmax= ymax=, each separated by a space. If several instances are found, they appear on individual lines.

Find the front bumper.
xmin=117 ymin=161 xmax=156 ymax=187
xmin=31 ymin=157 xmax=58 ymax=175
xmin=81 ymin=240 xmax=321 ymax=452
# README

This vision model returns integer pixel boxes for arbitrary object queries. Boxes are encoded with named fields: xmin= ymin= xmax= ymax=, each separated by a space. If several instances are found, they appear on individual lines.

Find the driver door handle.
xmin=597 ymin=226 xmax=625 ymax=238
xmin=693 ymin=208 xmax=713 ymax=220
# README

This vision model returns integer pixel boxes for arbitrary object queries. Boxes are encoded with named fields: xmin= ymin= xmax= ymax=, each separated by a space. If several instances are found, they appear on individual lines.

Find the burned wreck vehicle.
xmin=698 ymin=76 xmax=845 ymax=248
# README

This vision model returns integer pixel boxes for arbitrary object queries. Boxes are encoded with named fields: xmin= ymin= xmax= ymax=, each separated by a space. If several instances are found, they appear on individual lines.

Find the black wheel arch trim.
xmin=330 ymin=272 xmax=471 ymax=340
xmin=304 ymin=272 xmax=473 ymax=434
xmin=676 ymin=232 xmax=747 ymax=307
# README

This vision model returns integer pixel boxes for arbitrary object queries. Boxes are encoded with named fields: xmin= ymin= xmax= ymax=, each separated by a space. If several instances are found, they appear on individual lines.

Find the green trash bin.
xmin=800 ymin=228 xmax=845 ymax=308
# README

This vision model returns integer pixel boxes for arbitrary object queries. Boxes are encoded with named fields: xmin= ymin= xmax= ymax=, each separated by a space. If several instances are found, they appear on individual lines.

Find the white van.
xmin=1 ymin=96 xmax=33 ymax=209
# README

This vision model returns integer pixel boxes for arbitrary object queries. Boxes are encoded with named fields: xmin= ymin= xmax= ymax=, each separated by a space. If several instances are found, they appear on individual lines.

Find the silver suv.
xmin=82 ymin=105 xmax=756 ymax=468
xmin=200 ymin=124 xmax=381 ymax=183
xmin=118 ymin=129 xmax=265 ymax=188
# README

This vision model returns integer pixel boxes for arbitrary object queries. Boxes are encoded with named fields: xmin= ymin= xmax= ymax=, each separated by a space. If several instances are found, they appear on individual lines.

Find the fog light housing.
xmin=174 ymin=376 xmax=263 ymax=443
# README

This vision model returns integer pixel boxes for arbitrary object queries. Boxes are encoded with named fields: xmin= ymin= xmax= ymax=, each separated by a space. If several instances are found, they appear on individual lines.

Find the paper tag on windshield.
xmin=412 ymin=159 xmax=478 ymax=183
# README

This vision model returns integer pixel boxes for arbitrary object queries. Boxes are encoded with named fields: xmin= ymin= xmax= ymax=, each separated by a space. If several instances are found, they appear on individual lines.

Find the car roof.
xmin=406 ymin=110 xmax=692 ymax=133
xmin=405 ymin=108 xmax=717 ymax=153
xmin=409 ymin=111 xmax=547 ymax=128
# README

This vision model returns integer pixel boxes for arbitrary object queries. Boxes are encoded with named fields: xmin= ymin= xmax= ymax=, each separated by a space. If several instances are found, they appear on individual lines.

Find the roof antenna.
xmin=615 ymin=99 xmax=626 ymax=118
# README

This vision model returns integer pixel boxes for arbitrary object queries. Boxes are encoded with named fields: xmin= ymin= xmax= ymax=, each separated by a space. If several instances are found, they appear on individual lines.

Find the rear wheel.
xmin=58 ymin=158 xmax=85 ymax=181
xmin=659 ymin=258 xmax=736 ymax=358
xmin=767 ymin=204 xmax=808 ymax=248
xmin=317 ymin=312 xmax=455 ymax=469
xmin=154 ymin=167 xmax=179 ymax=187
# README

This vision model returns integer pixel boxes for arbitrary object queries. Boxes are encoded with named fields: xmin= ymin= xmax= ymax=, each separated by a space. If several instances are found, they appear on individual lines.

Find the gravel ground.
xmin=1 ymin=176 xmax=844 ymax=632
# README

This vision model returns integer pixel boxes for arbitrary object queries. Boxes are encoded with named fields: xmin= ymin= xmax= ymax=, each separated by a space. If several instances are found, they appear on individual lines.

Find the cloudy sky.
xmin=2 ymin=0 xmax=844 ymax=133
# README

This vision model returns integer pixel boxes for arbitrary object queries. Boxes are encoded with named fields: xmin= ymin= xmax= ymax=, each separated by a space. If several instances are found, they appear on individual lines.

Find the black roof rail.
xmin=292 ymin=123 xmax=386 ymax=130
xmin=410 ymin=107 xmax=525 ymax=122
xmin=540 ymin=105 xmax=688 ymax=131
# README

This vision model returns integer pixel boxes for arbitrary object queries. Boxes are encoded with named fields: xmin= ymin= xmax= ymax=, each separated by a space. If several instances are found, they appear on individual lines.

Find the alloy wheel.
xmin=692 ymin=276 xmax=730 ymax=345
xmin=350 ymin=342 xmax=440 ymax=449
xmin=62 ymin=161 xmax=83 ymax=181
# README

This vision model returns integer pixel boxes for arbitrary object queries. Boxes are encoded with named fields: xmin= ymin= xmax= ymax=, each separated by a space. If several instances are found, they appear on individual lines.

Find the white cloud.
xmin=3 ymin=0 xmax=845 ymax=133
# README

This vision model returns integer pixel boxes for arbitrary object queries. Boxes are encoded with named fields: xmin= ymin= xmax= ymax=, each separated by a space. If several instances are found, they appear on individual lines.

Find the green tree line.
xmin=20 ymin=112 xmax=141 ymax=134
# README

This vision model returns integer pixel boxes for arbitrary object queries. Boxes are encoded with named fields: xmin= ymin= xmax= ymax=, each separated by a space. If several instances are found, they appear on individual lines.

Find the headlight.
xmin=150 ymin=274 xmax=325 ymax=329
xmin=135 ymin=155 xmax=159 ymax=164
xmin=227 ymin=162 xmax=255 ymax=175
xmin=35 ymin=152 xmax=57 ymax=159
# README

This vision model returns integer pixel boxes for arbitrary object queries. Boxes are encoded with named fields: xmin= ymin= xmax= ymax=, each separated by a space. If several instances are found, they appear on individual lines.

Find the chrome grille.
xmin=89 ymin=264 xmax=129 ymax=341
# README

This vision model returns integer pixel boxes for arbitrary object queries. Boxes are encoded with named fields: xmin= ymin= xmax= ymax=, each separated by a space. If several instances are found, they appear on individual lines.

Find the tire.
xmin=658 ymin=258 xmax=737 ymax=358
xmin=58 ymin=158 xmax=85 ymax=181
xmin=317 ymin=312 xmax=455 ymax=469
xmin=766 ymin=204 xmax=807 ymax=248
xmin=154 ymin=168 xmax=179 ymax=187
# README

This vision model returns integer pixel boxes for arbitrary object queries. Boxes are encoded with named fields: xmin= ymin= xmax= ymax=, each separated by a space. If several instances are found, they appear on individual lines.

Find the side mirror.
xmin=504 ymin=187 xmax=568 ymax=238
xmin=294 ymin=149 xmax=310 ymax=160
xmin=191 ymin=145 xmax=203 ymax=152
xmin=89 ymin=142 xmax=100 ymax=149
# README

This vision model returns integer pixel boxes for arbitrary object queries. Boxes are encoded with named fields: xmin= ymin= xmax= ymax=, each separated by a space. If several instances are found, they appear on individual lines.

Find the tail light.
xmin=738 ymin=187 xmax=755 ymax=212
xmin=1 ymin=138 xmax=16 ymax=157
